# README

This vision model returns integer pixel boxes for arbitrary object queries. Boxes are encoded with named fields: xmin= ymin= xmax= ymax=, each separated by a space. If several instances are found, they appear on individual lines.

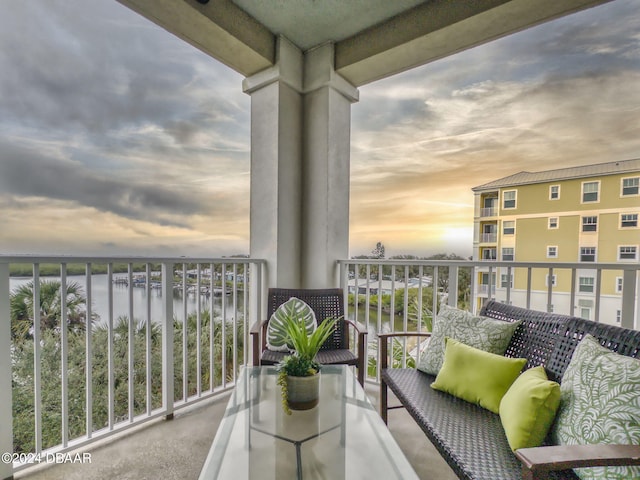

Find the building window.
xmin=482 ymin=248 xmax=497 ymax=260
xmin=580 ymin=247 xmax=596 ymax=262
xmin=582 ymin=181 xmax=599 ymax=203
xmin=545 ymin=274 xmax=557 ymax=287
xmin=503 ymin=220 xmax=515 ymax=235
xmin=616 ymin=310 xmax=622 ymax=323
xmin=481 ymin=224 xmax=497 ymax=242
xmin=548 ymin=217 xmax=559 ymax=229
xmin=582 ymin=216 xmax=598 ymax=232
xmin=481 ymin=196 xmax=498 ymax=217
xmin=479 ymin=273 xmax=496 ymax=295
xmin=502 ymin=248 xmax=514 ymax=261
xmin=547 ymin=246 xmax=558 ymax=258
xmin=503 ymin=190 xmax=516 ymax=209
xmin=579 ymin=277 xmax=595 ymax=293
xmin=616 ymin=277 xmax=623 ymax=293
xmin=621 ymin=213 xmax=638 ymax=228
xmin=500 ymin=274 xmax=513 ymax=288
xmin=580 ymin=307 xmax=591 ymax=320
xmin=622 ymin=177 xmax=639 ymax=196
xmin=619 ymin=246 xmax=638 ymax=261
xmin=549 ymin=185 xmax=560 ymax=200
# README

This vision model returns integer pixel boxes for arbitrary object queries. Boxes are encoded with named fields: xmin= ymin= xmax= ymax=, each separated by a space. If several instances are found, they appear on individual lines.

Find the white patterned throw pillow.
xmin=417 ymin=304 xmax=521 ymax=376
xmin=266 ymin=297 xmax=316 ymax=352
xmin=551 ymin=334 xmax=640 ymax=480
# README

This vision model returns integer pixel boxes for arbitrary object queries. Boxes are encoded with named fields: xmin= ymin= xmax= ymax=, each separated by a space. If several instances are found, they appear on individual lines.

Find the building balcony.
xmin=480 ymin=232 xmax=498 ymax=243
xmin=480 ymin=250 xmax=498 ymax=261
xmin=2 ymin=255 xmax=639 ymax=480
xmin=480 ymin=207 xmax=498 ymax=217
xmin=477 ymin=284 xmax=497 ymax=296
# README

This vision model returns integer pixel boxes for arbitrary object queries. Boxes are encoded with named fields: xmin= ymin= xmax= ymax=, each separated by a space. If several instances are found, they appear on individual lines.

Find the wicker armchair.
xmin=250 ymin=288 xmax=367 ymax=385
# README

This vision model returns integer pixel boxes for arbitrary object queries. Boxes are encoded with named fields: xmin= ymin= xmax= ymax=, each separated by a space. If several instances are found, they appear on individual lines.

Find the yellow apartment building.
xmin=471 ymin=158 xmax=640 ymax=326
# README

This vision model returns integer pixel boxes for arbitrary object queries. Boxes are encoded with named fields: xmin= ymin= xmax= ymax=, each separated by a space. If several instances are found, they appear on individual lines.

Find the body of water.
xmin=9 ymin=274 xmax=243 ymax=326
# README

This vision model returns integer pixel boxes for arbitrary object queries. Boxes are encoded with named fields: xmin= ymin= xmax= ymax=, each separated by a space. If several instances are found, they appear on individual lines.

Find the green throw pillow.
xmin=551 ymin=334 xmax=640 ymax=480
xmin=499 ymin=366 xmax=561 ymax=451
xmin=417 ymin=304 xmax=521 ymax=376
xmin=431 ymin=338 xmax=526 ymax=414
xmin=266 ymin=297 xmax=316 ymax=352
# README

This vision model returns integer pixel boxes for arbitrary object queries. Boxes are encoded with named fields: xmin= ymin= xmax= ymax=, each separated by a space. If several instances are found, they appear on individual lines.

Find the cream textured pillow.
xmin=417 ymin=305 xmax=521 ymax=376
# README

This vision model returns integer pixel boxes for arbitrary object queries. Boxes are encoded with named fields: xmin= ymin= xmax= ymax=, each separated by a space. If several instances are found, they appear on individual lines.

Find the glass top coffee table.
xmin=199 ymin=365 xmax=418 ymax=480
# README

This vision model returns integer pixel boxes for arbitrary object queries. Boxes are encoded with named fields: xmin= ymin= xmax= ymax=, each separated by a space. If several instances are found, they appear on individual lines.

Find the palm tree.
xmin=91 ymin=316 xmax=164 ymax=422
xmin=173 ymin=310 xmax=245 ymax=396
xmin=367 ymin=333 xmax=418 ymax=378
xmin=10 ymin=280 xmax=87 ymax=342
xmin=406 ymin=292 xmax=437 ymax=332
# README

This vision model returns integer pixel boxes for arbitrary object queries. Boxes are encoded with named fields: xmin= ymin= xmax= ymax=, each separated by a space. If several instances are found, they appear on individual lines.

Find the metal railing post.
xmin=60 ymin=264 xmax=69 ymax=447
xmin=594 ymin=269 xmax=602 ymax=322
xmin=162 ymin=262 xmax=175 ymax=419
xmin=250 ymin=261 xmax=265 ymax=366
xmin=547 ymin=267 xmax=554 ymax=313
xmin=85 ymin=263 xmax=93 ymax=439
xmin=621 ymin=269 xmax=638 ymax=330
xmin=0 ymin=262 xmax=13 ymax=479
xmin=33 ymin=265 xmax=42 ymax=452
xmin=448 ymin=265 xmax=459 ymax=307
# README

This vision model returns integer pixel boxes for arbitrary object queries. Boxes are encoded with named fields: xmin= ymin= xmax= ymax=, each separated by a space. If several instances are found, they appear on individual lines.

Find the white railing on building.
xmin=338 ymin=259 xmax=640 ymax=382
xmin=480 ymin=207 xmax=497 ymax=217
xmin=480 ymin=232 xmax=498 ymax=243
xmin=0 ymin=255 xmax=264 ymax=478
xmin=477 ymin=284 xmax=497 ymax=295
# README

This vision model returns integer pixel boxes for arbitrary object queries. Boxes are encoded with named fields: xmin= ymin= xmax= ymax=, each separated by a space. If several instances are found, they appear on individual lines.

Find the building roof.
xmin=472 ymin=158 xmax=640 ymax=191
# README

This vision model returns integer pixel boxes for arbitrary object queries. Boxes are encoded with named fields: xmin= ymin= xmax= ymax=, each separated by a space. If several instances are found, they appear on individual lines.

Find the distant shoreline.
xmin=8 ymin=262 xmax=160 ymax=277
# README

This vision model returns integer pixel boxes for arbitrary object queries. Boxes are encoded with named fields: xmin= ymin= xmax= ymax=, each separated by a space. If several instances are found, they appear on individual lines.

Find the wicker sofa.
xmin=379 ymin=300 xmax=640 ymax=480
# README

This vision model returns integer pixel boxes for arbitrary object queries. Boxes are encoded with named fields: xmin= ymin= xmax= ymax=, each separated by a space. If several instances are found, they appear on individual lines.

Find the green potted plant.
xmin=276 ymin=315 xmax=337 ymax=414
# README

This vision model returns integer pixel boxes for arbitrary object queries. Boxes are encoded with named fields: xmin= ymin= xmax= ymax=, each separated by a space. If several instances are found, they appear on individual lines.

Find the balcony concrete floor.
xmin=16 ymin=384 xmax=457 ymax=480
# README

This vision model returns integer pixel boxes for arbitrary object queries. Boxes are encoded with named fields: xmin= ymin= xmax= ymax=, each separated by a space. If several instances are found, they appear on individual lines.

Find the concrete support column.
xmin=301 ymin=43 xmax=358 ymax=288
xmin=244 ymin=37 xmax=358 ymax=289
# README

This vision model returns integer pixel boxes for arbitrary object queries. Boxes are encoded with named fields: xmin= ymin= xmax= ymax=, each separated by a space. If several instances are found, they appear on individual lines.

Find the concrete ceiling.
xmin=117 ymin=0 xmax=613 ymax=86
xmin=232 ymin=0 xmax=426 ymax=51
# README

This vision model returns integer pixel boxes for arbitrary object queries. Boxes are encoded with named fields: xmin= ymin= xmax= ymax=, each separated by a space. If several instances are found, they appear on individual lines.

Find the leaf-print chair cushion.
xmin=551 ymin=334 xmax=640 ymax=480
xmin=417 ymin=304 xmax=521 ymax=376
xmin=266 ymin=297 xmax=316 ymax=352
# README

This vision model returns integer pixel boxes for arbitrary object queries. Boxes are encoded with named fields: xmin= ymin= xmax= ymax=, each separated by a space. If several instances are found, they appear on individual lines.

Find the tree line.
xmin=10 ymin=280 xmax=243 ymax=453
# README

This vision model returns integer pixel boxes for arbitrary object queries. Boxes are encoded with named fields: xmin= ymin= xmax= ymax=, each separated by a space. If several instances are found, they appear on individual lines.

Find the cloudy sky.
xmin=1 ymin=0 xmax=639 ymax=258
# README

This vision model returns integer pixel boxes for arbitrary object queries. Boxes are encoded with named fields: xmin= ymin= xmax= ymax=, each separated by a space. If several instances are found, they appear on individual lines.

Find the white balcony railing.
xmin=480 ymin=232 xmax=498 ymax=243
xmin=338 ymin=259 xmax=640 ymax=382
xmin=477 ymin=284 xmax=497 ymax=295
xmin=0 ymin=255 xmax=264 ymax=478
xmin=2 ymin=255 xmax=639 ymax=478
xmin=480 ymin=207 xmax=497 ymax=217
